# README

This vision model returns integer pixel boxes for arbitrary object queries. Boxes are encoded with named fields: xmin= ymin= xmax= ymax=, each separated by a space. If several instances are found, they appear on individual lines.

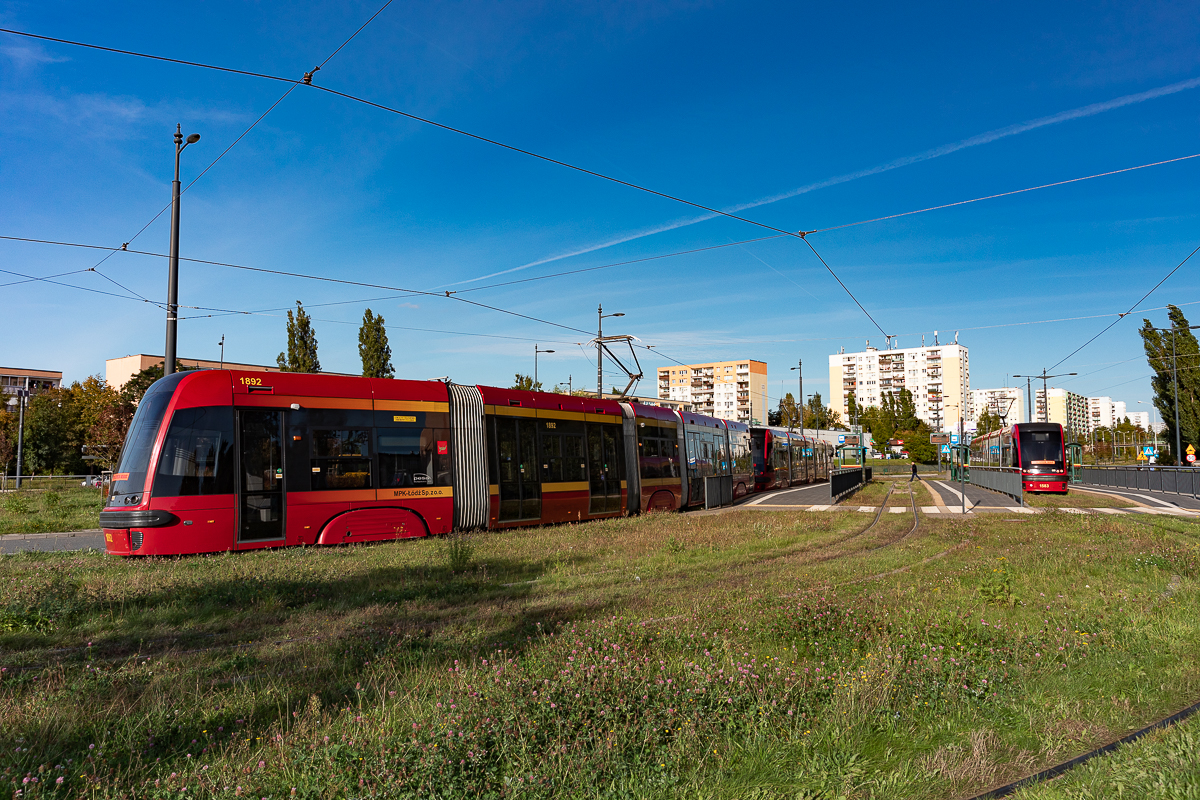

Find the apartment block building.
xmin=828 ymin=342 xmax=969 ymax=431
xmin=1036 ymin=388 xmax=1089 ymax=438
xmin=1086 ymin=396 xmax=1130 ymax=430
xmin=970 ymin=387 xmax=1028 ymax=426
xmin=657 ymin=359 xmax=767 ymax=423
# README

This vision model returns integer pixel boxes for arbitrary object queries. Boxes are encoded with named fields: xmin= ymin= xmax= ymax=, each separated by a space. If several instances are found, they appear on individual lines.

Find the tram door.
xmin=588 ymin=424 xmax=624 ymax=513
xmin=238 ymin=409 xmax=285 ymax=542
xmin=495 ymin=417 xmax=541 ymax=521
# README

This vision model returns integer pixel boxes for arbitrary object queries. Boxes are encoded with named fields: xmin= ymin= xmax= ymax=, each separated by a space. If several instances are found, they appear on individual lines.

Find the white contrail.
xmin=445 ymin=75 xmax=1200 ymax=287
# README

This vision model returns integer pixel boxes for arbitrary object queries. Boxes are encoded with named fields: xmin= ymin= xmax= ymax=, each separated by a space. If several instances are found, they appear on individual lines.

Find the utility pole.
xmin=164 ymin=124 xmax=200 ymax=377
xmin=1014 ymin=370 xmax=1077 ymax=424
xmin=15 ymin=377 xmax=28 ymax=490
xmin=790 ymin=360 xmax=802 ymax=436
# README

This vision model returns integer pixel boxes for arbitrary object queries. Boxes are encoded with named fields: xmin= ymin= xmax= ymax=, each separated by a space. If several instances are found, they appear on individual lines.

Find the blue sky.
xmin=3 ymin=0 xmax=1199 ymax=418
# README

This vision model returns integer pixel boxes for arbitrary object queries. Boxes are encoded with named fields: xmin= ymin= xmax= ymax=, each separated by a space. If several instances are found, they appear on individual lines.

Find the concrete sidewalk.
xmin=0 ymin=530 xmax=106 ymax=555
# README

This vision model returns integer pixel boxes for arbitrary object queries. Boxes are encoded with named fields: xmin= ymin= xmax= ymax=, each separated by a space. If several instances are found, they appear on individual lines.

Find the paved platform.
xmin=1072 ymin=484 xmax=1200 ymax=512
xmin=0 ymin=530 xmax=106 ymax=555
xmin=740 ymin=481 xmax=832 ymax=508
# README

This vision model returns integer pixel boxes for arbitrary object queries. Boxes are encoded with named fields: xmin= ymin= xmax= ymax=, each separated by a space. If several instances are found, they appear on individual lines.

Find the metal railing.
xmin=1 ymin=474 xmax=108 ymax=491
xmin=968 ymin=465 xmax=1024 ymax=505
xmin=830 ymin=467 xmax=872 ymax=503
xmin=1074 ymin=465 xmax=1200 ymax=498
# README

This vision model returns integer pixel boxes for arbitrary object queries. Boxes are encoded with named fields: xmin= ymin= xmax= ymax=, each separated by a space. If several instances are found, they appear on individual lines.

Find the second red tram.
xmin=100 ymin=370 xmax=834 ymax=556
xmin=969 ymin=422 xmax=1068 ymax=493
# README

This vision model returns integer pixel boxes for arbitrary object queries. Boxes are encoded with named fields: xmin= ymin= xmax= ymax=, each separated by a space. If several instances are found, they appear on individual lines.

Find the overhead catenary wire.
xmin=1046 ymin=241 xmax=1200 ymax=372
xmin=0 ymin=26 xmax=886 ymax=337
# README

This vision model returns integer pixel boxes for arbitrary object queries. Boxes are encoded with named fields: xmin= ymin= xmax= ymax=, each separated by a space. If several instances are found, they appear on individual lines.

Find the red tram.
xmin=969 ymin=422 xmax=1068 ymax=494
xmin=100 ymin=370 xmax=833 ymax=556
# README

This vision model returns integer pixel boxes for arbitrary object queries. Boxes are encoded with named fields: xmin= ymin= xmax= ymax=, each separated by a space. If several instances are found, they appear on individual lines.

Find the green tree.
xmin=0 ymin=412 xmax=14 ymax=475
xmin=777 ymin=392 xmax=800 ymax=428
xmin=976 ymin=409 xmax=1003 ymax=435
xmin=358 ymin=308 xmax=394 ymax=379
xmin=24 ymin=387 xmax=85 ymax=474
xmin=802 ymin=391 xmax=845 ymax=430
xmin=845 ymin=390 xmax=860 ymax=428
xmin=119 ymin=362 xmax=195 ymax=404
xmin=1141 ymin=306 xmax=1200 ymax=461
xmin=277 ymin=301 xmax=321 ymax=373
xmin=511 ymin=373 xmax=542 ymax=392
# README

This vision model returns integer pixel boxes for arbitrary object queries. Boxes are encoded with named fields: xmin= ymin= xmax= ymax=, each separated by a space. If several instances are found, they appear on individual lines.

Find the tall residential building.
xmin=657 ymin=359 xmax=768 ymax=423
xmin=1124 ymin=410 xmax=1153 ymax=430
xmin=970 ymin=387 xmax=1028 ymax=426
xmin=828 ymin=342 xmax=969 ymax=431
xmin=1037 ymin=388 xmax=1089 ymax=438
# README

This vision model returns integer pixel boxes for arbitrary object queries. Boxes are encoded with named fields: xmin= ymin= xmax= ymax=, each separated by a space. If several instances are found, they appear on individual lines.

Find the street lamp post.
xmin=596 ymin=304 xmax=624 ymax=398
xmin=164 ymin=124 xmax=201 ymax=378
xmin=6 ymin=377 xmax=28 ymax=490
xmin=218 ymin=335 xmax=225 ymax=370
xmin=790 ymin=361 xmax=802 ymax=437
xmin=534 ymin=344 xmax=555 ymax=390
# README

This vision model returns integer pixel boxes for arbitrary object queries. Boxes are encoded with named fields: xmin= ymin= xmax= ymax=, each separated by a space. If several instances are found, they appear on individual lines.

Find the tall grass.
xmin=0 ymin=509 xmax=1197 ymax=797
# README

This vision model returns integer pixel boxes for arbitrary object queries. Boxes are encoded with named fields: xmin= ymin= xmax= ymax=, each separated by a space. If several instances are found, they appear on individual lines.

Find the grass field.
xmin=0 ymin=487 xmax=103 ymax=535
xmin=1023 ymin=491 xmax=1137 ymax=510
xmin=1 ymin=507 xmax=1198 ymax=798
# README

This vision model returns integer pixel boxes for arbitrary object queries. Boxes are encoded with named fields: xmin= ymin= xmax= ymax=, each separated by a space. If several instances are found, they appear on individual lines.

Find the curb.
xmin=0 ymin=529 xmax=103 ymax=540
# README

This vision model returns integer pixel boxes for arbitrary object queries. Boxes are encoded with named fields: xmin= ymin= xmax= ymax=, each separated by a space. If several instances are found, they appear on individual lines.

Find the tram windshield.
xmin=1019 ymin=428 xmax=1063 ymax=473
xmin=107 ymin=388 xmax=173 ymax=505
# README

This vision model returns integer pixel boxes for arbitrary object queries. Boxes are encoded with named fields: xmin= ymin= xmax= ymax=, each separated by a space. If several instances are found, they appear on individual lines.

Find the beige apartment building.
xmin=106 ymin=354 xmax=281 ymax=390
xmin=1037 ymin=388 xmax=1089 ymax=439
xmin=829 ymin=341 xmax=970 ymax=431
xmin=657 ymin=359 xmax=768 ymax=423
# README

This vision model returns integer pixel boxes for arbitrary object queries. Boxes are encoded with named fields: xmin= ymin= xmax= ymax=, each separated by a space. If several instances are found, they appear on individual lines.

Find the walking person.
xmin=909 ymin=462 xmax=918 ymax=483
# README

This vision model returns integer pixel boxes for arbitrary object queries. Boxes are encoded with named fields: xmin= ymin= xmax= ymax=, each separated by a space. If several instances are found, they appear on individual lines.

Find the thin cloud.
xmin=0 ymin=42 xmax=69 ymax=69
xmin=449 ymin=74 xmax=1200 ymax=287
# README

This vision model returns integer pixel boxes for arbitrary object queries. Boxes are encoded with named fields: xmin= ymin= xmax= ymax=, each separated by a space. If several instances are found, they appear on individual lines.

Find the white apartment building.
xmin=1036 ymin=388 xmax=1089 ymax=438
xmin=1124 ymin=411 xmax=1154 ymax=431
xmin=657 ymin=359 xmax=768 ymax=423
xmin=1086 ymin=396 xmax=1130 ymax=430
xmin=828 ymin=340 xmax=969 ymax=431
xmin=970 ymin=387 xmax=1028 ymax=426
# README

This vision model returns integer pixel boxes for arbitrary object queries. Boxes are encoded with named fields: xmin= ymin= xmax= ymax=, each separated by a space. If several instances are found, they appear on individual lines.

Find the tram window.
xmin=378 ymin=428 xmax=452 ymax=487
xmin=311 ymin=429 xmax=372 ymax=490
xmin=154 ymin=406 xmax=235 ymax=496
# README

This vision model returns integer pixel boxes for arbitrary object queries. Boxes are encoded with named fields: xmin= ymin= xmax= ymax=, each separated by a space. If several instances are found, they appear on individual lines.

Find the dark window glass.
xmin=154 ymin=406 xmax=235 ymax=496
xmin=108 ymin=390 xmax=172 ymax=505
xmin=378 ymin=427 xmax=452 ymax=487
xmin=311 ymin=429 xmax=372 ymax=490
xmin=562 ymin=433 xmax=587 ymax=482
xmin=1019 ymin=430 xmax=1063 ymax=471
xmin=541 ymin=433 xmax=563 ymax=483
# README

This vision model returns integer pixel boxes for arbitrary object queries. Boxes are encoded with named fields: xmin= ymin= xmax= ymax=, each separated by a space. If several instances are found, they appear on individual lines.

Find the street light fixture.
xmin=534 ymin=344 xmax=555 ymax=389
xmin=596 ymin=305 xmax=624 ymax=398
xmin=1148 ymin=323 xmax=1200 ymax=464
xmin=164 ymin=124 xmax=201 ymax=378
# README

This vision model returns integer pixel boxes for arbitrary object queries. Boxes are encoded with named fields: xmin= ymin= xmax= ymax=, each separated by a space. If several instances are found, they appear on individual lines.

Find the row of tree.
xmin=276 ymin=302 xmax=395 ymax=378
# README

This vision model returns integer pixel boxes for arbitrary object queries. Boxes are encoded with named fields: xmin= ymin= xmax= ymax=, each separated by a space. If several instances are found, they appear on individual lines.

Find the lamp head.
xmin=612 ymin=312 xmax=624 ymax=317
xmin=186 ymin=133 xmax=201 ymax=144
xmin=545 ymin=349 xmax=555 ymax=354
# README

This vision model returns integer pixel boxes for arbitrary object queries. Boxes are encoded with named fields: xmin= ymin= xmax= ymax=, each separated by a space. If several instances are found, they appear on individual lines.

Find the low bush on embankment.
xmin=0 ymin=508 xmax=1198 ymax=798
